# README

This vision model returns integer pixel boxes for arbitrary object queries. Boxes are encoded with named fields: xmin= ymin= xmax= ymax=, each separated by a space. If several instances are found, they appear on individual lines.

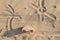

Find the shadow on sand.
xmin=2 ymin=27 xmax=23 ymax=38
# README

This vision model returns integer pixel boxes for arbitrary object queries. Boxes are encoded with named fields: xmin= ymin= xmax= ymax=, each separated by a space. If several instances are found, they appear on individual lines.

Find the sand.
xmin=0 ymin=0 xmax=60 ymax=40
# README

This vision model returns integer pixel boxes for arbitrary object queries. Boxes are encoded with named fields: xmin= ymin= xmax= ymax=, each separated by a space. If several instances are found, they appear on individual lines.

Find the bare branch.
xmin=8 ymin=4 xmax=15 ymax=13
xmin=10 ymin=16 xmax=14 ymax=31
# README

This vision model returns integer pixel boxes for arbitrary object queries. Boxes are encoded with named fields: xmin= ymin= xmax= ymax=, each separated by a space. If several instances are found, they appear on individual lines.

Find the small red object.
xmin=30 ymin=29 xmax=33 ymax=32
xmin=23 ymin=30 xmax=26 ymax=33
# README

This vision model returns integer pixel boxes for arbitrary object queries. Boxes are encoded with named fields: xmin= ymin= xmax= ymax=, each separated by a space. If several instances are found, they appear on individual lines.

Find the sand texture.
xmin=0 ymin=0 xmax=60 ymax=40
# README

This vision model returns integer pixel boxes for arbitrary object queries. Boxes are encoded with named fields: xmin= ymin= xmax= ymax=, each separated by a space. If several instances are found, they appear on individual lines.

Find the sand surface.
xmin=0 ymin=0 xmax=60 ymax=40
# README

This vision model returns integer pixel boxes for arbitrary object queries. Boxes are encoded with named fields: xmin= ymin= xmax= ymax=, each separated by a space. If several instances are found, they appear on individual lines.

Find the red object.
xmin=30 ymin=29 xmax=33 ymax=32
xmin=23 ymin=30 xmax=26 ymax=33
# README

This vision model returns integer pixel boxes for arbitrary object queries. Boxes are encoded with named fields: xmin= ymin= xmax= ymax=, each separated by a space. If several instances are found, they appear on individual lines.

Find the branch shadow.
xmin=2 ymin=27 xmax=23 ymax=38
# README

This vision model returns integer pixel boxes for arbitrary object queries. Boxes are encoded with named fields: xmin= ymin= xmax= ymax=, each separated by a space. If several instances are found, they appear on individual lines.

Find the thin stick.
xmin=10 ymin=16 xmax=14 ymax=31
xmin=8 ymin=4 xmax=15 ymax=13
